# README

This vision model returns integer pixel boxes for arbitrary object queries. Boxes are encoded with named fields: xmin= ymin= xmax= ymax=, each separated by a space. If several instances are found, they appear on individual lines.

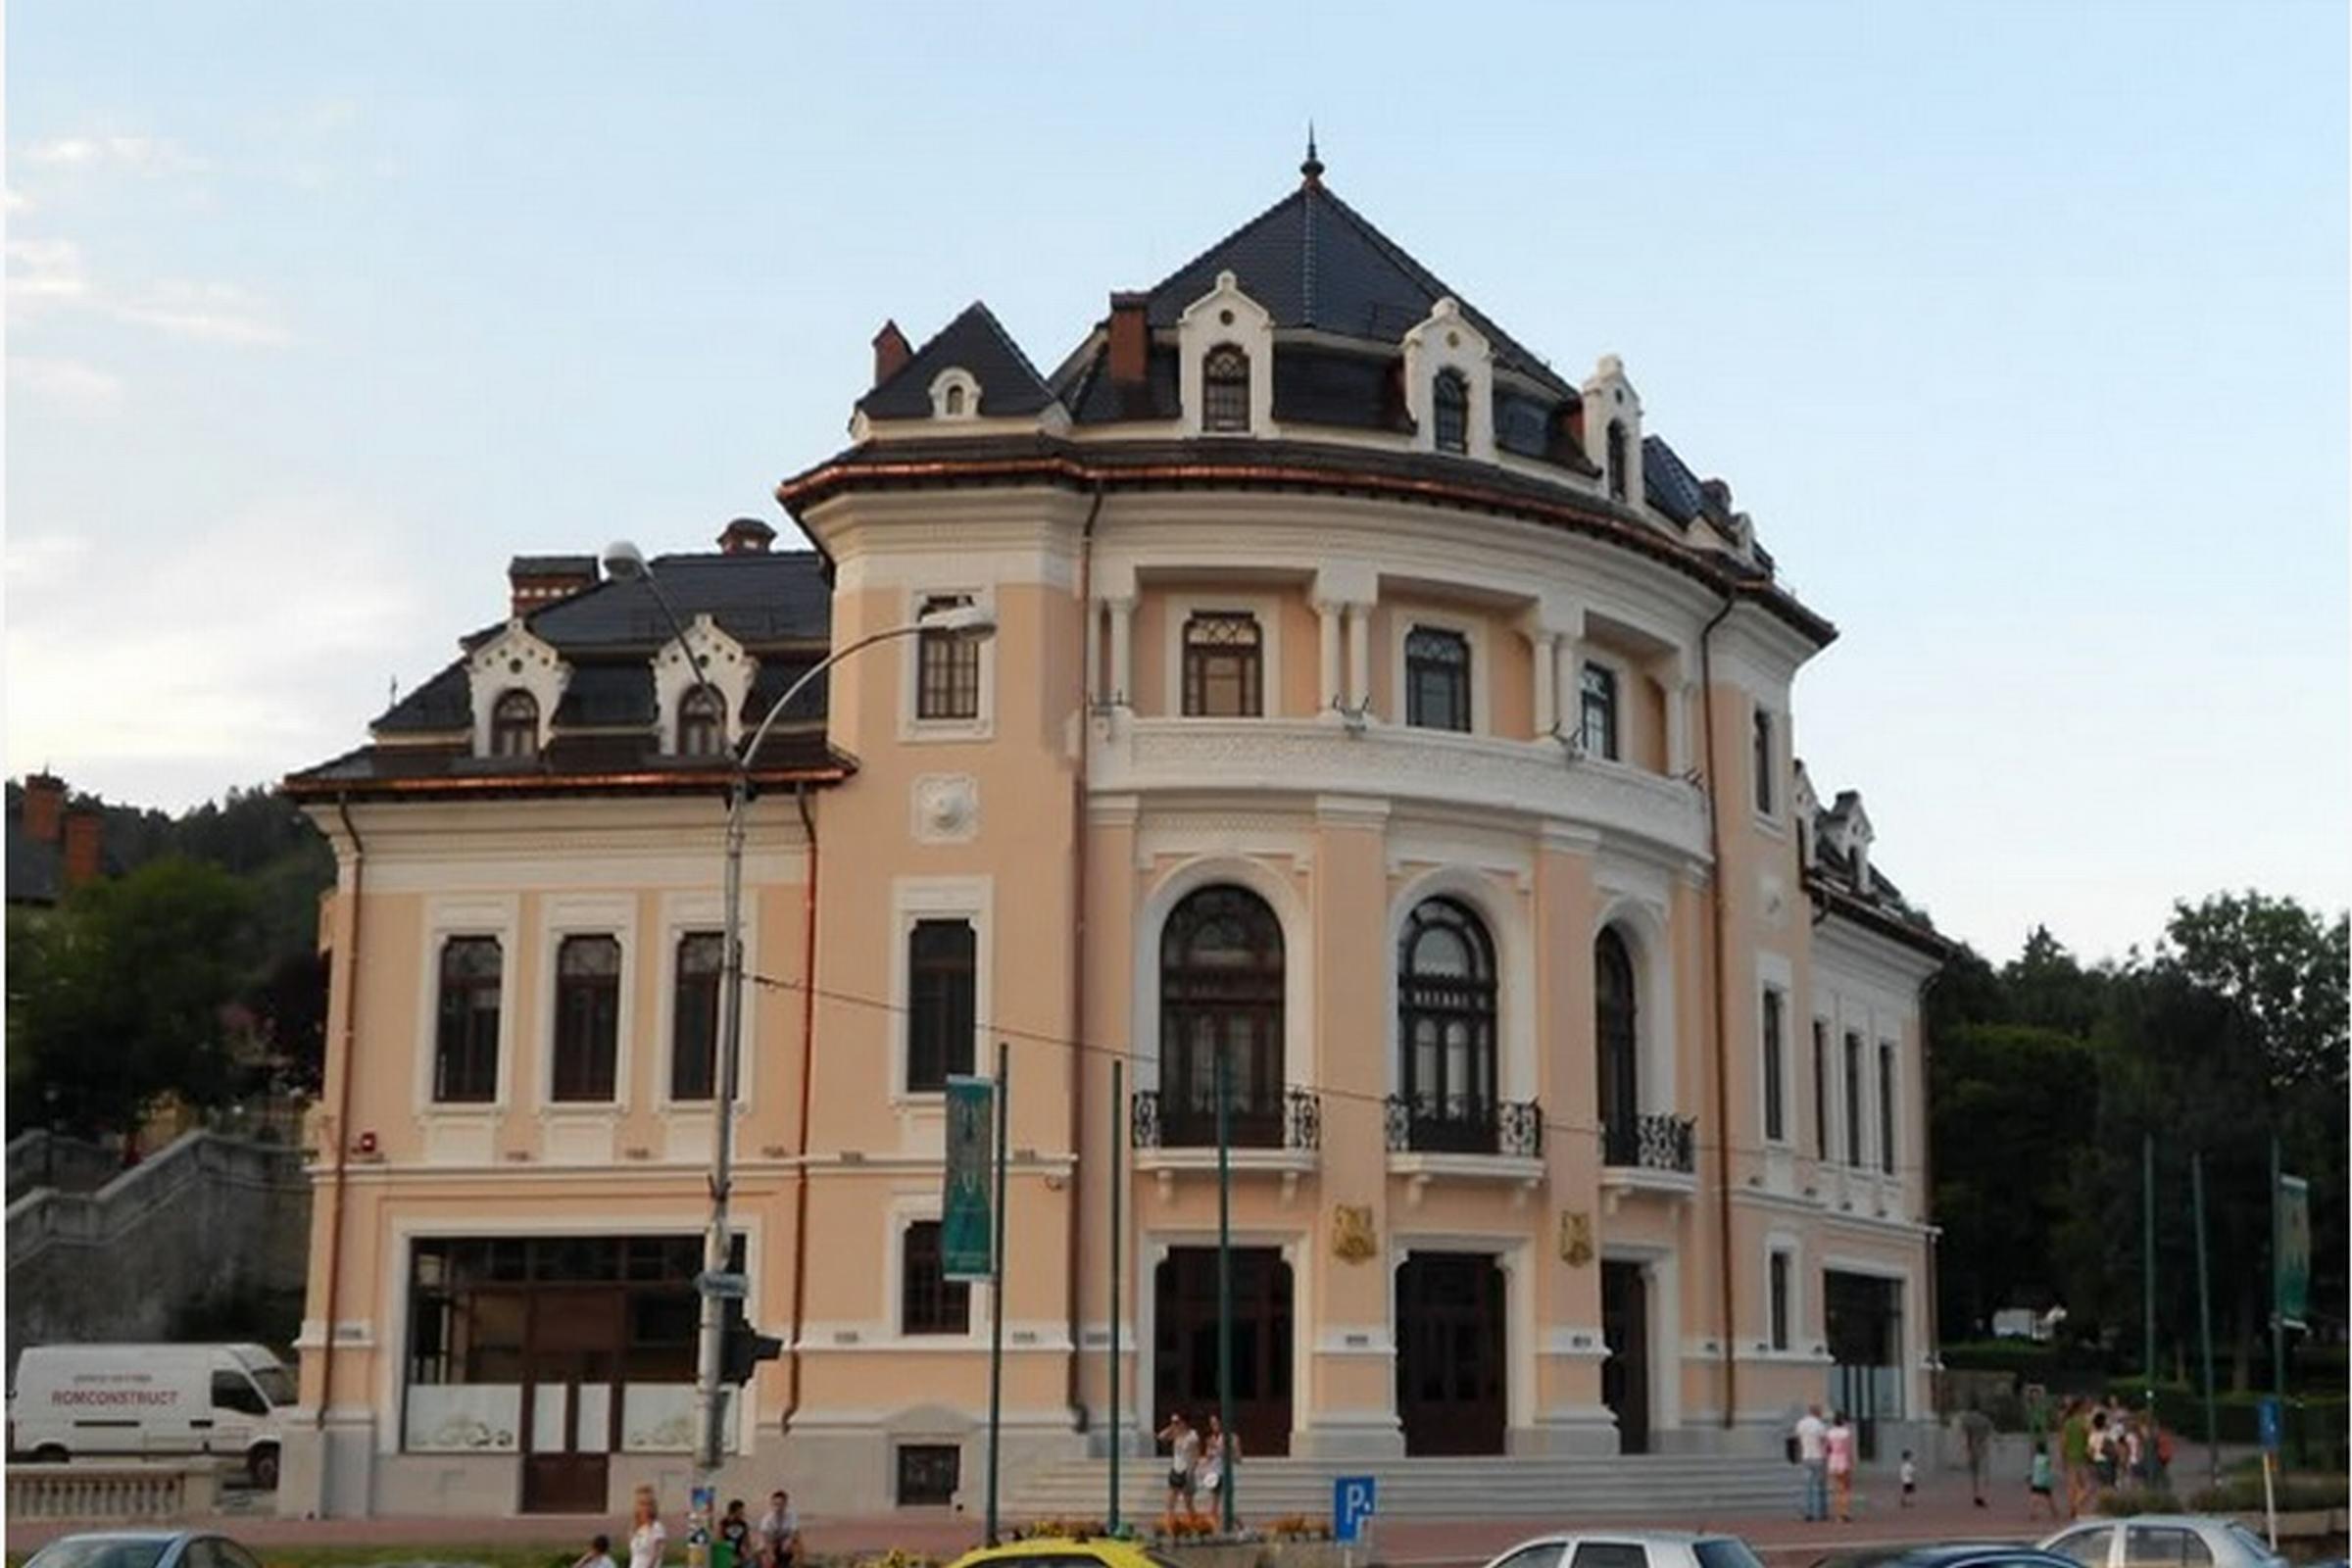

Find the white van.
xmin=7 ymin=1343 xmax=294 ymax=1487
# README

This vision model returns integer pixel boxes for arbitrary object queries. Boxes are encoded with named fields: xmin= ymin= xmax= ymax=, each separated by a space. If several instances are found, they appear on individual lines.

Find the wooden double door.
xmin=1396 ymin=1253 xmax=1506 ymax=1455
xmin=1153 ymin=1247 xmax=1293 ymax=1456
xmin=520 ymin=1290 xmax=621 ymax=1514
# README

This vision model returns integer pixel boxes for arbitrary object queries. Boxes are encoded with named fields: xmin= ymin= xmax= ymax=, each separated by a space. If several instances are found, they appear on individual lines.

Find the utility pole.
xmin=2142 ymin=1133 xmax=2157 ymax=1415
xmin=2192 ymin=1152 xmax=2217 ymax=1488
xmin=2270 ymin=1134 xmax=2286 ymax=1400
xmin=985 ymin=1042 xmax=1009 ymax=1545
xmin=1108 ymin=1056 xmax=1123 ymax=1536
xmin=1215 ymin=1045 xmax=1235 ymax=1535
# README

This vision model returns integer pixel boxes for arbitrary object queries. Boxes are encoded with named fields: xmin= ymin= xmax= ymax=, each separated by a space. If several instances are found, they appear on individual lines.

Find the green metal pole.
xmin=2143 ymin=1133 xmax=2157 ymax=1417
xmin=2192 ymin=1151 xmax=2217 ymax=1488
xmin=1216 ymin=1045 xmax=1235 ymax=1535
xmin=2270 ymin=1135 xmax=2285 ymax=1397
xmin=986 ymin=1041 xmax=1009 ymax=1545
xmin=1109 ymin=1056 xmax=1123 ymax=1536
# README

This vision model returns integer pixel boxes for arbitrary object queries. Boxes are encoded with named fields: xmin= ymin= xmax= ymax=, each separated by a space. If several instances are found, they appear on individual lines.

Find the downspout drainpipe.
xmin=316 ymin=794 xmax=367 ymax=1453
xmin=782 ymin=779 xmax=820 ymax=1431
xmin=1066 ymin=479 xmax=1107 ymax=1435
xmin=1696 ymin=597 xmax=1739 ymax=1432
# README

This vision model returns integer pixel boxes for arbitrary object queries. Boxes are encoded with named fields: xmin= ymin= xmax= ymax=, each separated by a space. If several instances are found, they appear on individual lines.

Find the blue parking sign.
xmin=2257 ymin=1396 xmax=2281 ymax=1451
xmin=1335 ymin=1476 xmax=1376 ymax=1544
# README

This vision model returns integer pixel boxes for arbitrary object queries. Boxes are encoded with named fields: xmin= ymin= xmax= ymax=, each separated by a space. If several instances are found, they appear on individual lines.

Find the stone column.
xmin=1345 ymin=603 xmax=1371 ymax=714
xmin=1532 ymin=629 xmax=1560 ymax=737
xmin=1106 ymin=597 xmax=1135 ymax=709
xmin=1316 ymin=599 xmax=1344 ymax=712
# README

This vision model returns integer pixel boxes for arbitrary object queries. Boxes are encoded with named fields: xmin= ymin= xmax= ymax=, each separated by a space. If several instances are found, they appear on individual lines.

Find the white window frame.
xmin=1756 ymin=954 xmax=1797 ymax=1151
xmin=414 ymin=895 xmax=521 ymax=1117
xmin=928 ymin=367 xmax=981 ymax=420
xmin=899 ymin=585 xmax=997 ymax=743
xmin=1576 ymin=651 xmax=1628 ymax=762
xmin=653 ymin=892 xmax=759 ymax=1112
xmin=1877 ymin=1037 xmax=1899 ymax=1177
xmin=534 ymin=893 xmax=639 ymax=1113
xmin=1811 ymin=1013 xmax=1836 ymax=1165
xmin=1162 ymin=591 xmax=1284 ymax=720
xmin=1393 ymin=610 xmax=1490 ymax=735
xmin=1751 ymin=700 xmax=1784 ymax=829
xmin=1763 ymin=1233 xmax=1804 ymax=1356
xmin=889 ymin=877 xmax=993 ymax=1105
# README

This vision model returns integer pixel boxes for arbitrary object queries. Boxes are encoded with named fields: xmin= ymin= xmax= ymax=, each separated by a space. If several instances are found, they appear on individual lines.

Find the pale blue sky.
xmin=7 ymin=1 xmax=2346 ymax=962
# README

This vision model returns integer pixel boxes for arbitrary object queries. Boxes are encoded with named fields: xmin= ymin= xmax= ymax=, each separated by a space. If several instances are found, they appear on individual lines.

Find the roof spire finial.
xmin=1300 ymin=122 xmax=1324 ymax=187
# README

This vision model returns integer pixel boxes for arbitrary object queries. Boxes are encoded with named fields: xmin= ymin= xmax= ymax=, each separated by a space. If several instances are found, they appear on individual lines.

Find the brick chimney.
xmin=61 ymin=808 xmax=102 ymax=889
xmin=21 ymin=771 xmax=65 ymax=844
xmin=1108 ymin=291 xmax=1151 ymax=385
xmin=718 ymin=517 xmax=776 ymax=556
xmin=873 ymin=320 xmax=912 ymax=387
xmin=508 ymin=556 xmax=599 ymax=618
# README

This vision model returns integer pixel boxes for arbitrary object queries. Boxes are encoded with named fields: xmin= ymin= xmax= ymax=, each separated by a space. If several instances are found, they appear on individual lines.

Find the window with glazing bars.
xmin=434 ymin=936 xmax=503 ymax=1102
xmin=1181 ymin=612 xmax=1262 ymax=716
xmin=670 ymin=931 xmax=723 ymax=1101
xmin=1432 ymin=369 xmax=1469 ymax=453
xmin=906 ymin=919 xmax=976 ymax=1092
xmin=1405 ymin=626 xmax=1470 ymax=732
xmin=677 ymin=686 xmax=726 ymax=758
xmin=901 ymin=1220 xmax=970 ymax=1335
xmin=1202 ymin=345 xmax=1250 ymax=432
xmin=551 ymin=934 xmax=621 ymax=1101
xmin=1579 ymin=662 xmax=1619 ymax=759
xmin=916 ymin=595 xmax=980 ymax=720
xmin=490 ymin=690 xmax=539 ymax=760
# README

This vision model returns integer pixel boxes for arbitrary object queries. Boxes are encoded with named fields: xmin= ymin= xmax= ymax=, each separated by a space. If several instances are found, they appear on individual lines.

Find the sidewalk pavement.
xmin=6 ymin=1465 xmax=2094 ymax=1563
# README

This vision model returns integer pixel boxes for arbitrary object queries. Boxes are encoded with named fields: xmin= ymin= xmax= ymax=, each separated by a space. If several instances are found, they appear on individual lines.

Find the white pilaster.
xmin=1316 ymin=600 xmax=1344 ymax=712
xmin=1532 ymin=630 xmax=1560 ymax=737
xmin=1106 ymin=597 xmax=1135 ymax=708
xmin=1345 ymin=603 xmax=1372 ymax=713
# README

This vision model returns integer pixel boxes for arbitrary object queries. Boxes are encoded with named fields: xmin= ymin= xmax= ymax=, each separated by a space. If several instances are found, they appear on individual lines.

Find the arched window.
xmin=1605 ymin=419 xmax=1629 ymax=502
xmin=1160 ymin=885 xmax=1284 ymax=1148
xmin=1595 ymin=927 xmax=1640 ymax=1158
xmin=551 ymin=934 xmax=621 ymax=1102
xmin=943 ymin=383 xmax=966 ymax=416
xmin=1433 ymin=368 xmax=1469 ymax=454
xmin=490 ymin=690 xmax=539 ymax=760
xmin=1396 ymin=898 xmax=1497 ymax=1152
xmin=1202 ymin=344 xmax=1250 ymax=433
xmin=677 ymin=686 xmax=725 ymax=758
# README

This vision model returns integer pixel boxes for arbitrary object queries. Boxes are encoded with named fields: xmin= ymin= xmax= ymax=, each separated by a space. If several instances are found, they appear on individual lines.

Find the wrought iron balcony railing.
xmin=1130 ymin=1087 xmax=1321 ymax=1152
xmin=1384 ymin=1094 xmax=1544 ymax=1158
xmin=1601 ymin=1111 xmax=1696 ymax=1173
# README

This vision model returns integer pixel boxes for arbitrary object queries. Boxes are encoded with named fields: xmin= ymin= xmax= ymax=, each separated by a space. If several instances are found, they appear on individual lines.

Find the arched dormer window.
xmin=677 ymin=685 xmax=726 ymax=758
xmin=1606 ymin=419 xmax=1629 ymax=502
xmin=491 ymin=690 xmax=540 ymax=760
xmin=1202 ymin=344 xmax=1250 ymax=433
xmin=943 ymin=383 xmax=966 ymax=416
xmin=1433 ymin=368 xmax=1470 ymax=454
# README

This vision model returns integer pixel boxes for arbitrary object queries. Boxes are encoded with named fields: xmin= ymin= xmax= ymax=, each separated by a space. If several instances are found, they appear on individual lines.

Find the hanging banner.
xmin=2277 ymin=1174 xmax=2310 ymax=1329
xmin=942 ymin=1075 xmax=996 ymax=1281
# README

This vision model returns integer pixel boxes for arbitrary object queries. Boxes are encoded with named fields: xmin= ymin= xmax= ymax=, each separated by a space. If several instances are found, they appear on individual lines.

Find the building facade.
xmin=280 ymin=159 xmax=1947 ymax=1518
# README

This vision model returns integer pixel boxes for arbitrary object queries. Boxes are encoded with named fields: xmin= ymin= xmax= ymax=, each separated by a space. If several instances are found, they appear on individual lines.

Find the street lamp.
xmin=603 ymin=540 xmax=996 ymax=1484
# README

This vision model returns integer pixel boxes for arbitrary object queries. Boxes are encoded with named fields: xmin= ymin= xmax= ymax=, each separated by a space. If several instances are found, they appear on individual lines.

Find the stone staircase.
xmin=1004 ymin=1452 xmax=1802 ymax=1522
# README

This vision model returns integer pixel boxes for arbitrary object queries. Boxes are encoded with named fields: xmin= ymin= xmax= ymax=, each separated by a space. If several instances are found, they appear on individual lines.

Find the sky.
xmin=5 ymin=0 xmax=2346 ymax=964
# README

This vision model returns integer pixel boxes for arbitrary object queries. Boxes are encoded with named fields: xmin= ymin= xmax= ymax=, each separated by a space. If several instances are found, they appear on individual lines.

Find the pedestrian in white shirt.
xmin=1793 ymin=1404 xmax=1829 ymax=1522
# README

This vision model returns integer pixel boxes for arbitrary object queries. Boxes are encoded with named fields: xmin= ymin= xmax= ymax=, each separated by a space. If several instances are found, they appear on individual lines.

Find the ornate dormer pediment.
xmin=1177 ymin=270 xmax=1275 ymax=437
xmin=466 ymin=619 xmax=568 ymax=758
xmin=1401 ymin=297 xmax=1495 ymax=461
xmin=654 ymin=613 xmax=756 ymax=753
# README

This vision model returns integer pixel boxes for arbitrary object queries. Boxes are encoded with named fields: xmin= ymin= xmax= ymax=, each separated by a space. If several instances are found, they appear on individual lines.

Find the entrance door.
xmin=1599 ymin=1260 xmax=1650 ymax=1454
xmin=521 ymin=1290 xmax=620 ymax=1513
xmin=1825 ymin=1271 xmax=1902 ymax=1462
xmin=1153 ymin=1247 xmax=1293 ymax=1456
xmin=1396 ymin=1253 xmax=1506 ymax=1454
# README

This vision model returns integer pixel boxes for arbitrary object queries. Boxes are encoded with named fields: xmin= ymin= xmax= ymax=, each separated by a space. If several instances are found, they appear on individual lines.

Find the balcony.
xmin=1384 ymin=1094 xmax=1546 ymax=1203
xmin=1130 ymin=1087 xmax=1319 ymax=1200
xmin=1600 ymin=1112 xmax=1699 ymax=1206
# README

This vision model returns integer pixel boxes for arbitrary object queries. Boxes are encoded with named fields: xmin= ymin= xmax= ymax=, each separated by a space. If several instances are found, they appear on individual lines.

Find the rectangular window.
xmin=1843 ymin=1030 xmax=1864 ymax=1168
xmin=670 ymin=931 xmax=723 ymax=1102
xmin=900 ymin=1220 xmax=971 ymax=1336
xmin=1405 ymin=626 xmax=1471 ymax=732
xmin=1752 ymin=707 xmax=1776 ymax=814
xmin=1578 ymin=662 xmax=1619 ymax=760
xmin=1878 ymin=1042 xmax=1896 ymax=1174
xmin=551 ymin=934 xmax=621 ymax=1102
xmin=1761 ymin=989 xmax=1787 ymax=1143
xmin=896 ymin=1443 xmax=960 ymax=1506
xmin=1812 ymin=1020 xmax=1829 ymax=1160
xmin=434 ymin=936 xmax=503 ymax=1103
xmin=1768 ymin=1251 xmax=1791 ymax=1351
xmin=915 ymin=594 xmax=981 ymax=720
xmin=906 ymin=918 xmax=976 ymax=1093
xmin=1181 ymin=612 xmax=1263 ymax=717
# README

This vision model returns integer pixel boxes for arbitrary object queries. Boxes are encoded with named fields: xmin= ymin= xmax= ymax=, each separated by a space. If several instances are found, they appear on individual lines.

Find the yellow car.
xmin=949 ymin=1538 xmax=1185 ymax=1568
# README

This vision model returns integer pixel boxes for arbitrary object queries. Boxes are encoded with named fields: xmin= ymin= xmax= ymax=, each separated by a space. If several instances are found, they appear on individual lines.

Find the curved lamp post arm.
xmin=732 ymin=619 xmax=935 ymax=780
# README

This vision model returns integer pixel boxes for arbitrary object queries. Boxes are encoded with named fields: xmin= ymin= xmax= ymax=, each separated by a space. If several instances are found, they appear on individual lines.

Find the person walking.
xmin=1200 ymin=1415 xmax=1234 ymax=1527
xmin=1157 ymin=1410 xmax=1201 ymax=1522
xmin=1960 ymin=1401 xmax=1995 ymax=1508
xmin=628 ymin=1486 xmax=667 ymax=1568
xmin=2060 ymin=1398 xmax=2092 ymax=1518
xmin=1826 ymin=1410 xmax=1856 ymax=1524
xmin=1794 ymin=1403 xmax=1830 ymax=1522
xmin=2028 ymin=1439 xmax=2058 ymax=1520
xmin=756 ymin=1489 xmax=800 ymax=1568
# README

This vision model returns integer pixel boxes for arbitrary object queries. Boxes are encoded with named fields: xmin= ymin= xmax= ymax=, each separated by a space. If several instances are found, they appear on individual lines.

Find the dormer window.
xmin=1433 ymin=369 xmax=1469 ymax=454
xmin=1202 ymin=345 xmax=1250 ymax=433
xmin=1606 ymin=420 xmax=1629 ymax=502
xmin=677 ymin=686 xmax=726 ymax=758
xmin=928 ymin=368 xmax=981 ymax=420
xmin=491 ymin=690 xmax=540 ymax=760
xmin=943 ymin=383 xmax=966 ymax=416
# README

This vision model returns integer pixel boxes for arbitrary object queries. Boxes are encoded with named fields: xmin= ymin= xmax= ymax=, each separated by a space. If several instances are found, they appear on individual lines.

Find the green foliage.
xmin=2187 ymin=1472 xmax=2350 ymax=1513
xmin=2095 ymin=1485 xmax=2180 ymax=1517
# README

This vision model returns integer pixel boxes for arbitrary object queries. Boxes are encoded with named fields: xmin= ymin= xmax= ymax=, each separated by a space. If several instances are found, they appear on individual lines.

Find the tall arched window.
xmin=1605 ymin=419 xmax=1629 ymax=501
xmin=1160 ymin=885 xmax=1284 ymax=1148
xmin=1595 ymin=927 xmax=1640 ymax=1159
xmin=677 ymin=686 xmax=725 ymax=758
xmin=1202 ymin=345 xmax=1250 ymax=433
xmin=490 ymin=690 xmax=539 ymax=760
xmin=1397 ymin=898 xmax=1497 ymax=1152
xmin=1432 ymin=368 xmax=1469 ymax=454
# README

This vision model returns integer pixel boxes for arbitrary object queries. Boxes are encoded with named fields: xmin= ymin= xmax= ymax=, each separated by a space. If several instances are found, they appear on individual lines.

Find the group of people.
xmin=1790 ymin=1404 xmax=1862 ymax=1523
xmin=1156 ymin=1409 xmax=1240 ymax=1523
xmin=575 ymin=1484 xmax=803 ymax=1568
xmin=2043 ymin=1396 xmax=2172 ymax=1518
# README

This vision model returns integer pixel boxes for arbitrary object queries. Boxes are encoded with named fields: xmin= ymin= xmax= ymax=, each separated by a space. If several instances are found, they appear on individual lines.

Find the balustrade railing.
xmin=1601 ymin=1111 xmax=1696 ymax=1173
xmin=1130 ymin=1087 xmax=1320 ymax=1152
xmin=1384 ymin=1095 xmax=1544 ymax=1157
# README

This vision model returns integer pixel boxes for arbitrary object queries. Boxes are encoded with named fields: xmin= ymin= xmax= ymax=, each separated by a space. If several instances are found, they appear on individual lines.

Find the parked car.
xmin=24 ymin=1532 xmax=267 ymax=1568
xmin=7 ymin=1343 xmax=294 ymax=1488
xmin=1813 ymin=1547 xmax=2081 ymax=1568
xmin=2040 ymin=1516 xmax=2288 ymax=1568
xmin=1476 ymin=1531 xmax=1773 ymax=1568
xmin=948 ymin=1540 xmax=1180 ymax=1568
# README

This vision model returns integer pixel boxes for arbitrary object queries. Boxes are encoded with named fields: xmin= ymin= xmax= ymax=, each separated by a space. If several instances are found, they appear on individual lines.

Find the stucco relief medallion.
xmin=1331 ymin=1203 xmax=1377 ymax=1263
xmin=912 ymin=774 xmax=979 ymax=844
xmin=1558 ymin=1209 xmax=1594 ymax=1267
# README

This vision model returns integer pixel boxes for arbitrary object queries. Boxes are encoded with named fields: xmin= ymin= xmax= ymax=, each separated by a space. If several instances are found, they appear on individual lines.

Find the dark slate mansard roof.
xmin=858 ymin=303 xmax=1054 ymax=420
xmin=289 ymin=550 xmax=842 ymax=797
